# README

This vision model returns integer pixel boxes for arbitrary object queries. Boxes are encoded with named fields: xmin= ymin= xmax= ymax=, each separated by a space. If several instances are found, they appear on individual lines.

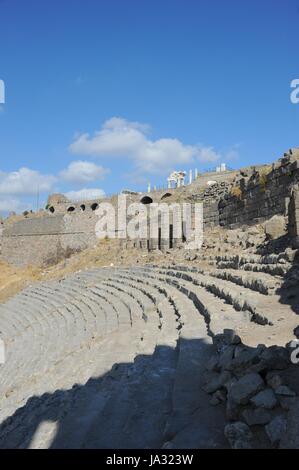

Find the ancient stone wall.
xmin=1 ymin=213 xmax=98 ymax=267
xmin=218 ymin=155 xmax=299 ymax=228
xmin=2 ymin=149 xmax=299 ymax=266
xmin=288 ymin=186 xmax=299 ymax=245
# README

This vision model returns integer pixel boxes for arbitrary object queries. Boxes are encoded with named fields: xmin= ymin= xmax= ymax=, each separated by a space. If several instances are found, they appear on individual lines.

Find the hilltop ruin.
xmin=1 ymin=148 xmax=299 ymax=267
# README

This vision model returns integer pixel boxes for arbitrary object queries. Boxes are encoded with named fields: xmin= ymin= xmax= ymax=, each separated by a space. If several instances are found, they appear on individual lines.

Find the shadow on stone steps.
xmin=0 ymin=339 xmax=227 ymax=449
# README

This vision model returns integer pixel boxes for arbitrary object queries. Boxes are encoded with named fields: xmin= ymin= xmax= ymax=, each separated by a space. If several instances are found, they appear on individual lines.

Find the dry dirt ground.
xmin=0 ymin=261 xmax=41 ymax=304
xmin=0 ymin=239 xmax=177 ymax=304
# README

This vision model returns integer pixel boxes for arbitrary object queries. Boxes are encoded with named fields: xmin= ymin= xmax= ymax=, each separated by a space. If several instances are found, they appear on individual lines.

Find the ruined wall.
xmin=203 ymin=201 xmax=220 ymax=228
xmin=2 ymin=149 xmax=299 ymax=266
xmin=1 ymin=213 xmax=98 ymax=267
xmin=289 ymin=186 xmax=299 ymax=243
xmin=218 ymin=155 xmax=299 ymax=228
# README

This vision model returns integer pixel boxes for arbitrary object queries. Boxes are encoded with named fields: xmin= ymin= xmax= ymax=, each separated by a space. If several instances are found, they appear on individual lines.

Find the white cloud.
xmin=0 ymin=118 xmax=240 ymax=215
xmin=60 ymin=161 xmax=109 ymax=184
xmin=0 ymin=164 xmax=109 ymax=214
xmin=0 ymin=167 xmax=56 ymax=196
xmin=197 ymin=146 xmax=221 ymax=163
xmin=0 ymin=198 xmax=28 ymax=213
xmin=69 ymin=117 xmax=228 ymax=174
xmin=0 ymin=168 xmax=56 ymax=215
xmin=63 ymin=188 xmax=106 ymax=201
xmin=104 ymin=117 xmax=151 ymax=133
xmin=223 ymin=144 xmax=241 ymax=162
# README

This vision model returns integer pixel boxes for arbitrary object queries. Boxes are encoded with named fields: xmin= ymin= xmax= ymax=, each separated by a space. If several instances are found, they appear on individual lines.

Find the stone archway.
xmin=161 ymin=192 xmax=172 ymax=200
xmin=140 ymin=196 xmax=153 ymax=205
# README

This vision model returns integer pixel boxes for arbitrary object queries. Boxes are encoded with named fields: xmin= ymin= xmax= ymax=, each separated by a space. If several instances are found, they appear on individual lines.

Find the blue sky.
xmin=0 ymin=0 xmax=298 ymax=214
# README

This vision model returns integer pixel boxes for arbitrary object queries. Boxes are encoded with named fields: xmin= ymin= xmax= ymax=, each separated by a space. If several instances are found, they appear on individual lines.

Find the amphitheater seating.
xmin=0 ymin=261 xmax=297 ymax=448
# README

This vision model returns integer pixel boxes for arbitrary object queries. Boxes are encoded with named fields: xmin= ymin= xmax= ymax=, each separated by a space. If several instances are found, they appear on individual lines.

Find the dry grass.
xmin=0 ymin=238 xmax=175 ymax=303
xmin=42 ymin=239 xmax=171 ymax=281
xmin=259 ymin=165 xmax=272 ymax=192
xmin=230 ymin=186 xmax=242 ymax=199
xmin=0 ymin=260 xmax=42 ymax=304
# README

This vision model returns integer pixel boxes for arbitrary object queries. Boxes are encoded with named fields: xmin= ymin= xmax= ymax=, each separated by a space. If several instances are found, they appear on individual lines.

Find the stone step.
xmin=82 ymin=343 xmax=178 ymax=449
xmin=60 ymin=275 xmax=134 ymax=327
xmin=116 ymin=270 xmax=179 ymax=343
xmin=213 ymin=254 xmax=291 ymax=277
xmin=155 ymin=265 xmax=298 ymax=346
xmin=133 ymin=267 xmax=252 ymax=336
xmin=122 ymin=269 xmax=228 ymax=448
xmin=156 ymin=266 xmax=276 ymax=325
xmin=0 ymin=326 xmax=149 ymax=435
xmin=0 ymin=263 xmax=295 ymax=449
xmin=206 ymin=268 xmax=282 ymax=295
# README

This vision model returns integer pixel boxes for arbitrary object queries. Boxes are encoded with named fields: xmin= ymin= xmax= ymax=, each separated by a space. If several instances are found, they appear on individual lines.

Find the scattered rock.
xmin=224 ymin=329 xmax=241 ymax=345
xmin=293 ymin=326 xmax=299 ymax=339
xmin=259 ymin=346 xmax=290 ymax=370
xmin=241 ymin=408 xmax=272 ymax=426
xmin=205 ymin=330 xmax=297 ymax=448
xmin=227 ymin=345 xmax=266 ymax=375
xmin=226 ymin=400 xmax=239 ymax=421
xmin=213 ymin=329 xmax=241 ymax=350
xmin=266 ymin=372 xmax=284 ymax=389
xmin=214 ymin=389 xmax=227 ymax=403
xmin=203 ymin=371 xmax=232 ymax=394
xmin=184 ymin=251 xmax=197 ymax=261
xmin=205 ymin=354 xmax=220 ymax=372
xmin=284 ymin=248 xmax=298 ymax=263
xmin=274 ymin=385 xmax=296 ymax=397
xmin=265 ymin=416 xmax=287 ymax=447
xmin=224 ymin=376 xmax=238 ymax=393
xmin=234 ymin=345 xmax=246 ymax=358
xmin=250 ymin=389 xmax=278 ymax=409
xmin=280 ymin=399 xmax=299 ymax=448
xmin=224 ymin=422 xmax=253 ymax=449
xmin=246 ymin=226 xmax=261 ymax=236
xmin=278 ymin=396 xmax=296 ymax=411
xmin=218 ymin=345 xmax=235 ymax=370
xmin=264 ymin=215 xmax=287 ymax=240
xmin=228 ymin=373 xmax=264 ymax=405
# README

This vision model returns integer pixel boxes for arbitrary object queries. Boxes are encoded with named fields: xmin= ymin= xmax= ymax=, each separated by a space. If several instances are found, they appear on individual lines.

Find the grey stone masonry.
xmin=289 ymin=186 xmax=299 ymax=240
xmin=219 ymin=153 xmax=299 ymax=229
